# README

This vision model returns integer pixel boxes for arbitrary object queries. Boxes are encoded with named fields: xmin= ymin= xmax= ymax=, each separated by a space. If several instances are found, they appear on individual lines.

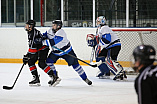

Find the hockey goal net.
xmin=112 ymin=28 xmax=157 ymax=74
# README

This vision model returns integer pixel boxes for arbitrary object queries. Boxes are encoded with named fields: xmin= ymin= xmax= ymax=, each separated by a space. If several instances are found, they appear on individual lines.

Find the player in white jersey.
xmin=43 ymin=20 xmax=92 ymax=85
xmin=86 ymin=16 xmax=127 ymax=80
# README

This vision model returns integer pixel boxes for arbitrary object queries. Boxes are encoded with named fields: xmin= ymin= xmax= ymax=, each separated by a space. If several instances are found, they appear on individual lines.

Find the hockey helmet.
xmin=52 ymin=20 xmax=63 ymax=29
xmin=133 ymin=45 xmax=156 ymax=65
xmin=26 ymin=20 xmax=36 ymax=28
xmin=96 ymin=16 xmax=106 ymax=26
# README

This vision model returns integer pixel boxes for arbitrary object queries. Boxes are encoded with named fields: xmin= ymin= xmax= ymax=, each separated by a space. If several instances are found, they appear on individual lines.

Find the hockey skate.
xmin=29 ymin=75 xmax=41 ymax=86
xmin=84 ymin=78 xmax=92 ymax=85
xmin=48 ymin=74 xmax=61 ymax=87
xmin=113 ymin=70 xmax=127 ymax=81
xmin=108 ymin=60 xmax=127 ymax=81
xmin=96 ymin=71 xmax=110 ymax=79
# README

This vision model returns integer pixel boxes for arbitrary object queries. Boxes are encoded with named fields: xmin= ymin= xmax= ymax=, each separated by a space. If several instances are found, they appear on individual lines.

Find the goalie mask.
xmin=96 ymin=16 xmax=106 ymax=27
xmin=25 ymin=20 xmax=36 ymax=31
xmin=131 ymin=45 xmax=156 ymax=71
xmin=52 ymin=20 xmax=63 ymax=33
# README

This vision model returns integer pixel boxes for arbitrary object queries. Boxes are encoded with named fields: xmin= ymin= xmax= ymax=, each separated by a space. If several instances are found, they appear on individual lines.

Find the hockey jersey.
xmin=97 ymin=25 xmax=121 ymax=49
xmin=44 ymin=28 xmax=72 ymax=56
xmin=27 ymin=28 xmax=47 ymax=54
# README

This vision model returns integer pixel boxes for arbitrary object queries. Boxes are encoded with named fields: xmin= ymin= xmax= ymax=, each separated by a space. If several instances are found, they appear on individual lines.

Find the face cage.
xmin=25 ymin=24 xmax=34 ymax=31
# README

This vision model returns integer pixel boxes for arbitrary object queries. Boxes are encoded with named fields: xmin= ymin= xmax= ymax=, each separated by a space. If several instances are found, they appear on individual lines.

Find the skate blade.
xmin=29 ymin=83 xmax=41 ymax=87
xmin=49 ymin=78 xmax=61 ymax=87
xmin=114 ymin=77 xmax=128 ymax=81
xmin=99 ymin=76 xmax=110 ymax=79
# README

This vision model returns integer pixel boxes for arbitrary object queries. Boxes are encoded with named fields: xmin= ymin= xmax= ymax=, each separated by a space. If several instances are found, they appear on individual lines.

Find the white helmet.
xmin=96 ymin=16 xmax=106 ymax=26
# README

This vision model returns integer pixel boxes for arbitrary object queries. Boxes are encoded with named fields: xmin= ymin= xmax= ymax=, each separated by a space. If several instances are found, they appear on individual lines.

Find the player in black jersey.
xmin=23 ymin=20 xmax=61 ymax=87
xmin=131 ymin=45 xmax=157 ymax=104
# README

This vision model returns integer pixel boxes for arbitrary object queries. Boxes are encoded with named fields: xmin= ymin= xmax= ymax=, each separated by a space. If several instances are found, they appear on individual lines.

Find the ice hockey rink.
xmin=0 ymin=63 xmax=138 ymax=104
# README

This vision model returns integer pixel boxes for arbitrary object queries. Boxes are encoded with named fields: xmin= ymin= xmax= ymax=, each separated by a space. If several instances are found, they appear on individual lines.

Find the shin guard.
xmin=46 ymin=58 xmax=57 ymax=75
xmin=72 ymin=64 xmax=87 ymax=80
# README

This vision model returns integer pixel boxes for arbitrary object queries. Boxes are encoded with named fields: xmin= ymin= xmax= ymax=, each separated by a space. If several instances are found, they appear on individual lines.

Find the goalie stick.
xmin=90 ymin=47 xmax=95 ymax=63
xmin=3 ymin=64 xmax=25 ymax=90
xmin=89 ymin=28 xmax=99 ymax=63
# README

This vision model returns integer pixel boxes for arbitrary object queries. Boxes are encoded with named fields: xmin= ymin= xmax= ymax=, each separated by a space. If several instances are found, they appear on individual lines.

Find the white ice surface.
xmin=0 ymin=63 xmax=137 ymax=104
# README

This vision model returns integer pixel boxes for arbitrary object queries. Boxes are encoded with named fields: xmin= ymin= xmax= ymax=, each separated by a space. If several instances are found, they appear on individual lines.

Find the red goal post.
xmin=111 ymin=28 xmax=157 ymax=73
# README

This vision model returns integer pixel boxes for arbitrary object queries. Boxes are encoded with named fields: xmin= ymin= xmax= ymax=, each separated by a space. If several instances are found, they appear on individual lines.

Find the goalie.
xmin=86 ymin=16 xmax=127 ymax=80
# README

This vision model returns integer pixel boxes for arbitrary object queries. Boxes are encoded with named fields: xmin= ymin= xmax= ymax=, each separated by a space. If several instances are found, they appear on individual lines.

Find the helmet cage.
xmin=52 ymin=20 xmax=63 ymax=30
xmin=26 ymin=20 xmax=36 ymax=28
xmin=96 ymin=16 xmax=106 ymax=26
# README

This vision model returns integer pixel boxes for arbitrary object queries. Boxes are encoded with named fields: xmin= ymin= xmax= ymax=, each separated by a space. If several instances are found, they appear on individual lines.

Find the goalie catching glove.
xmin=86 ymin=34 xmax=99 ymax=47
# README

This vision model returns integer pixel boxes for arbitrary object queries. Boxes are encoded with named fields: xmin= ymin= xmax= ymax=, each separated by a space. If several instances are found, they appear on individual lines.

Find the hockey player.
xmin=132 ymin=45 xmax=157 ymax=104
xmin=43 ymin=20 xmax=92 ymax=85
xmin=86 ymin=16 xmax=127 ymax=80
xmin=23 ymin=20 xmax=61 ymax=86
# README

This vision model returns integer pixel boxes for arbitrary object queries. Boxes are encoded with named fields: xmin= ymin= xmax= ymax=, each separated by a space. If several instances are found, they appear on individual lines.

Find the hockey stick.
xmin=52 ymin=45 xmax=101 ymax=67
xmin=3 ymin=64 xmax=25 ymax=90
xmin=42 ymin=39 xmax=102 ymax=67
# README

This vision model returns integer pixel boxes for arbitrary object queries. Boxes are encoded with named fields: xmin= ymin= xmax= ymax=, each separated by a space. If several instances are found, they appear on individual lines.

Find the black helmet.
xmin=26 ymin=20 xmax=36 ymax=28
xmin=133 ymin=45 xmax=156 ymax=65
xmin=52 ymin=20 xmax=62 ymax=29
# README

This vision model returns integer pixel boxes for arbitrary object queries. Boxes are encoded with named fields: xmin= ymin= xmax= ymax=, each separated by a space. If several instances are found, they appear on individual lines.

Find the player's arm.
xmin=100 ymin=27 xmax=111 ymax=44
xmin=100 ymin=33 xmax=111 ymax=44
xmin=34 ymin=30 xmax=43 ymax=44
xmin=42 ymin=31 xmax=48 ymax=38
xmin=49 ymin=36 xmax=63 ymax=46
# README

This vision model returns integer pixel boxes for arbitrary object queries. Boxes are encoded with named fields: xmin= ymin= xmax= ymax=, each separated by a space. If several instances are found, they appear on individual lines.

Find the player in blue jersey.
xmin=86 ymin=16 xmax=127 ymax=80
xmin=42 ymin=20 xmax=92 ymax=85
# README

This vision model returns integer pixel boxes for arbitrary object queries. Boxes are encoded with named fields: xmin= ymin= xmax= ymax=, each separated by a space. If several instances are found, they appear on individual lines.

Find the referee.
xmin=131 ymin=45 xmax=157 ymax=104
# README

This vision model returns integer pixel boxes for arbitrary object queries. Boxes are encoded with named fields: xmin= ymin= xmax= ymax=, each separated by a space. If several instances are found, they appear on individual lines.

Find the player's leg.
xmin=63 ymin=49 xmax=92 ymax=85
xmin=96 ymin=47 xmax=110 ymax=79
xmin=28 ymin=53 xmax=40 ymax=86
xmin=38 ymin=48 xmax=61 ymax=86
xmin=46 ymin=56 xmax=58 ymax=76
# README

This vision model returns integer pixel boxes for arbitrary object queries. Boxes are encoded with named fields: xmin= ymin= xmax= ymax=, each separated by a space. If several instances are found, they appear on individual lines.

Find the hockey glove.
xmin=42 ymin=35 xmax=48 ymax=40
xmin=86 ymin=34 xmax=99 ymax=47
xmin=34 ymin=38 xmax=42 ymax=44
xmin=23 ymin=54 xmax=29 ymax=65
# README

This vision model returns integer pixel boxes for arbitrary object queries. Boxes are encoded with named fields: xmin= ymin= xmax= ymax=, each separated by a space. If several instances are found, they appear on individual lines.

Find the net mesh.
xmin=112 ymin=28 xmax=157 ymax=74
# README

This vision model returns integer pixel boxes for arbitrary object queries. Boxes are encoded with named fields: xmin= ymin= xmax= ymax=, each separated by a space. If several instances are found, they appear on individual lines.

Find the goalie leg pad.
xmin=96 ymin=57 xmax=110 ymax=77
xmin=106 ymin=49 xmax=120 ymax=75
xmin=107 ymin=59 xmax=126 ymax=80
xmin=112 ymin=60 xmax=123 ymax=74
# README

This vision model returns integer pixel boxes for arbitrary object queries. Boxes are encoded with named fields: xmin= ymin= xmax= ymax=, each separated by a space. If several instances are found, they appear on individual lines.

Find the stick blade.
xmin=3 ymin=86 xmax=13 ymax=90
